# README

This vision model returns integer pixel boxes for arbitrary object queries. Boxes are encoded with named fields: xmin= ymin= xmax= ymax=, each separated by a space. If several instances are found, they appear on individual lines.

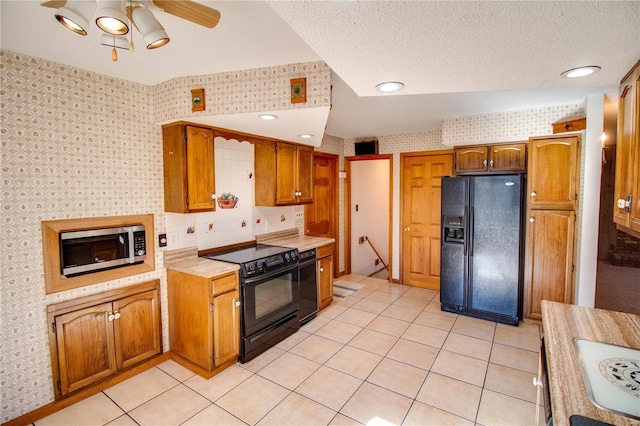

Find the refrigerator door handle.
xmin=469 ymin=206 xmax=474 ymax=257
xmin=463 ymin=206 xmax=468 ymax=256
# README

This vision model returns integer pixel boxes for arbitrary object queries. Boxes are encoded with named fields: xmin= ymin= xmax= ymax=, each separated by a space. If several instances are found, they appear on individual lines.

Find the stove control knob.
xmin=284 ymin=253 xmax=290 ymax=261
xmin=291 ymin=251 xmax=298 ymax=260
xmin=247 ymin=262 xmax=256 ymax=271
xmin=256 ymin=260 xmax=265 ymax=270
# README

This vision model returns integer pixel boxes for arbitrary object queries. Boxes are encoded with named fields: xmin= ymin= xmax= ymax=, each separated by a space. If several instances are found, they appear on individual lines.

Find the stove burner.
xmin=599 ymin=358 xmax=640 ymax=398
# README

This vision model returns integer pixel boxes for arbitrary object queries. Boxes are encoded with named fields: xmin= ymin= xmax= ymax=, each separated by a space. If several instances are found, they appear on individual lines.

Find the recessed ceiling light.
xmin=375 ymin=81 xmax=405 ymax=93
xmin=258 ymin=114 xmax=278 ymax=120
xmin=299 ymin=134 xmax=313 ymax=139
xmin=561 ymin=66 xmax=601 ymax=78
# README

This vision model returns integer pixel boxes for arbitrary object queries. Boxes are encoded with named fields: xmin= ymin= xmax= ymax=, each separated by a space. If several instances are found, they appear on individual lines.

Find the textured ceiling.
xmin=1 ymin=1 xmax=639 ymax=140
xmin=269 ymin=1 xmax=639 ymax=96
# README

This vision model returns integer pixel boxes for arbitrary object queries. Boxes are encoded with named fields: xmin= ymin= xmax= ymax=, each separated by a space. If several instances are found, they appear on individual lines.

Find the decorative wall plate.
xmin=217 ymin=192 xmax=238 ymax=209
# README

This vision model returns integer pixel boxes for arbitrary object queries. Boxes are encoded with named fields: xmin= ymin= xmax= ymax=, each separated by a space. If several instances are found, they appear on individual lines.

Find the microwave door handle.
xmin=123 ymin=228 xmax=135 ymax=263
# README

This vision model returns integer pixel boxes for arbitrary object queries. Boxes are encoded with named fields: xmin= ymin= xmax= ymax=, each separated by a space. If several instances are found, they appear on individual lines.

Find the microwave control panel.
xmin=133 ymin=230 xmax=146 ymax=256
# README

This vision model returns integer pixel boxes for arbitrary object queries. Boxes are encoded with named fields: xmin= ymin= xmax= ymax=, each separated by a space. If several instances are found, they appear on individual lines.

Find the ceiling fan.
xmin=40 ymin=0 xmax=220 ymax=61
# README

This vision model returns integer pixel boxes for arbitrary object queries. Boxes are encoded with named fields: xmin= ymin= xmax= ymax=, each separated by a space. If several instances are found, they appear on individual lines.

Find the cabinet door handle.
xmin=529 ymin=217 xmax=535 ymax=223
xmin=489 ymin=159 xmax=494 ymax=168
xmin=531 ymin=191 xmax=537 ymax=198
xmin=211 ymin=193 xmax=216 ymax=200
xmin=483 ymin=160 xmax=487 ymax=167
xmin=107 ymin=311 xmax=115 ymax=322
xmin=404 ymin=226 xmax=411 ymax=231
xmin=233 ymin=299 xmax=241 ymax=308
xmin=113 ymin=310 xmax=121 ymax=320
xmin=320 ymin=267 xmax=324 ymax=273
xmin=533 ymin=377 xmax=544 ymax=387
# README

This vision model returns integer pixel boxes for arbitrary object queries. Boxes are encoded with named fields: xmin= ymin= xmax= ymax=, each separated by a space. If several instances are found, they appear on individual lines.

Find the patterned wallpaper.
xmin=154 ymin=62 xmax=332 ymax=123
xmin=0 ymin=49 xmax=330 ymax=422
xmin=0 ymin=50 xmax=164 ymax=422
xmin=442 ymin=103 xmax=585 ymax=145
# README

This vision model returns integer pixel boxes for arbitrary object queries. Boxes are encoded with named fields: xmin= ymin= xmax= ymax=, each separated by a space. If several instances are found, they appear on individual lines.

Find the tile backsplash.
xmin=164 ymin=138 xmax=298 ymax=250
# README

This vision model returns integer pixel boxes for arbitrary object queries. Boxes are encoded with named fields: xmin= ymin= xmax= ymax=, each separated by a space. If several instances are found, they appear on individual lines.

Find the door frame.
xmin=345 ymin=154 xmax=393 ymax=279
xmin=399 ymin=149 xmax=453 ymax=286
xmin=304 ymin=152 xmax=339 ymax=277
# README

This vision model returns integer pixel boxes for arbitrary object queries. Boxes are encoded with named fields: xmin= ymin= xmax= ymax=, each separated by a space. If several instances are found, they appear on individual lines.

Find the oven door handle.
xmin=243 ymin=263 xmax=299 ymax=284
xmin=247 ymin=311 xmax=299 ymax=343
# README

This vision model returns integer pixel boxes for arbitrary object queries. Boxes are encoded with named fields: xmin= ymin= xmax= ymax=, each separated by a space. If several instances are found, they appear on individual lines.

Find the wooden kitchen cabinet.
xmin=163 ymin=122 xmax=216 ymax=213
xmin=523 ymin=134 xmax=580 ymax=322
xmin=255 ymin=140 xmax=314 ymax=206
xmin=527 ymin=135 xmax=579 ymax=210
xmin=317 ymin=243 xmax=334 ymax=310
xmin=167 ymin=269 xmax=240 ymax=377
xmin=454 ymin=143 xmax=526 ymax=174
xmin=47 ymin=280 xmax=161 ymax=399
xmin=613 ymin=59 xmax=640 ymax=237
xmin=523 ymin=210 xmax=575 ymax=321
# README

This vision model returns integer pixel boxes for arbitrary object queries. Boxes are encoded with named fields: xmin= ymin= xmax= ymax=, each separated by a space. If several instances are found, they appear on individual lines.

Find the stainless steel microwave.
xmin=59 ymin=225 xmax=146 ymax=277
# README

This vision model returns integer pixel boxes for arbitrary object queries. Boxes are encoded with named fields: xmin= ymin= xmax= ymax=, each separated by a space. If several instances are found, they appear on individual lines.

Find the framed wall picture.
xmin=290 ymin=78 xmax=306 ymax=103
xmin=191 ymin=88 xmax=205 ymax=112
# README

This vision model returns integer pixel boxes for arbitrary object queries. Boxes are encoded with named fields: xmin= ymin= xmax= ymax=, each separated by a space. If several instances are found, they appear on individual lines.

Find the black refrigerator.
xmin=440 ymin=175 xmax=525 ymax=326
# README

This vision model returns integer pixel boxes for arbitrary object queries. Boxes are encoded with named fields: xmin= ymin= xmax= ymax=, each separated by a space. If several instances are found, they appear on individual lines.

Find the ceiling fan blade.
xmin=152 ymin=0 xmax=220 ymax=28
xmin=40 ymin=0 xmax=67 ymax=8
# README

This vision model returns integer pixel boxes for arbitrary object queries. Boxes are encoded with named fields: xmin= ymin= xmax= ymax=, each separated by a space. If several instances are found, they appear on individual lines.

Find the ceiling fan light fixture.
xmin=132 ymin=7 xmax=170 ymax=49
xmin=95 ymin=1 xmax=129 ymax=35
xmin=100 ymin=34 xmax=129 ymax=50
xmin=375 ymin=81 xmax=405 ymax=93
xmin=561 ymin=65 xmax=601 ymax=78
xmin=55 ymin=1 xmax=97 ymax=36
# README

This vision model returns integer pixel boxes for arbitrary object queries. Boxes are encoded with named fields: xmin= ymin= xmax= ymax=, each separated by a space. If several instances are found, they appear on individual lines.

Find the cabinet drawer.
xmin=211 ymin=272 xmax=238 ymax=296
xmin=317 ymin=244 xmax=333 ymax=259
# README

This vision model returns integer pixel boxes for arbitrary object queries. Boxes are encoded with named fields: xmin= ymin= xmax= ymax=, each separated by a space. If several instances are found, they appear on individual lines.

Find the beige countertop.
xmin=261 ymin=234 xmax=335 ymax=252
xmin=164 ymin=247 xmax=239 ymax=278
xmin=162 ymin=231 xmax=333 ymax=278
xmin=541 ymin=301 xmax=640 ymax=426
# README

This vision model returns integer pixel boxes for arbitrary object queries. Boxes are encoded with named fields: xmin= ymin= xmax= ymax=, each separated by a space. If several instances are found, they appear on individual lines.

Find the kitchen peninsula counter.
xmin=541 ymin=301 xmax=640 ymax=426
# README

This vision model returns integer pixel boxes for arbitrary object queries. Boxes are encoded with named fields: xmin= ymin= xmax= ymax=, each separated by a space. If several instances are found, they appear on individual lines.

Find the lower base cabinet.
xmin=317 ymin=244 xmax=334 ymax=310
xmin=167 ymin=269 xmax=240 ymax=377
xmin=523 ymin=210 xmax=575 ymax=321
xmin=47 ymin=280 xmax=162 ymax=399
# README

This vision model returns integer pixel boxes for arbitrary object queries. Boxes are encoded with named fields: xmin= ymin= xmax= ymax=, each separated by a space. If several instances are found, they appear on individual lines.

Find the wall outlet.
xmin=158 ymin=233 xmax=167 ymax=247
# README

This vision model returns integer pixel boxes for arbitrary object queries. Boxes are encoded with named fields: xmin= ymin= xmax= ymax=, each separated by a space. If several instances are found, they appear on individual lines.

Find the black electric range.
xmin=203 ymin=244 xmax=300 ymax=362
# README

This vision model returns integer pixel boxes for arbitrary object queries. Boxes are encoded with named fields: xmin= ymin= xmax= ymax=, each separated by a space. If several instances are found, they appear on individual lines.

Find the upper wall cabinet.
xmin=163 ymin=122 xmax=216 ymax=213
xmin=527 ymin=135 xmax=579 ymax=211
xmin=454 ymin=143 xmax=526 ymax=174
xmin=613 ymin=59 xmax=640 ymax=238
xmin=255 ymin=140 xmax=314 ymax=206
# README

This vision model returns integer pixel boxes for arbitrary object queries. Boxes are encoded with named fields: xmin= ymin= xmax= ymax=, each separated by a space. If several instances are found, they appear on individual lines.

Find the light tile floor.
xmin=35 ymin=275 xmax=543 ymax=426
